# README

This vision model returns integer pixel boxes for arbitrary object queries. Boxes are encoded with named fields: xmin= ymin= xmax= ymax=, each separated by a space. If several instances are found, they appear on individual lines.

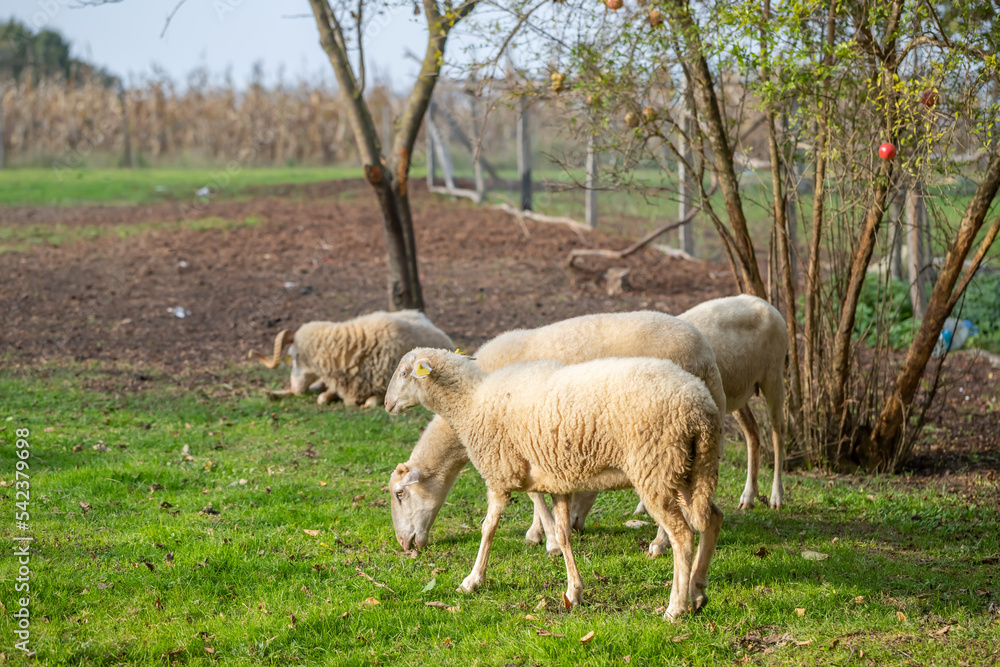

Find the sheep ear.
xmin=282 ymin=345 xmax=297 ymax=366
xmin=411 ymin=359 xmax=433 ymax=379
xmin=400 ymin=467 xmax=421 ymax=486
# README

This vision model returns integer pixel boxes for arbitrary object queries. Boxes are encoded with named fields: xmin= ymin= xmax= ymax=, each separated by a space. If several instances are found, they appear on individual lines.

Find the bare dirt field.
xmin=1 ymin=178 xmax=997 ymax=481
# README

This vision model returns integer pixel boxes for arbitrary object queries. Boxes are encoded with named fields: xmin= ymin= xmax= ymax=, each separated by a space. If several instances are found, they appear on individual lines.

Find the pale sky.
xmin=5 ymin=0 xmax=432 ymax=89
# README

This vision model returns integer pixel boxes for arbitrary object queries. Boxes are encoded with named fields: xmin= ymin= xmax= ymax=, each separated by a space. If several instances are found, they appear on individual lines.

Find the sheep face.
xmin=384 ymin=352 xmax=432 ymax=415
xmin=388 ymin=463 xmax=437 ymax=551
xmin=287 ymin=346 xmax=321 ymax=395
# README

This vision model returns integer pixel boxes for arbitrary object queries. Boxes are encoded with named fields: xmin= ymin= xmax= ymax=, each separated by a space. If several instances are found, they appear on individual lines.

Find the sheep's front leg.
xmin=525 ymin=492 xmax=561 ymax=556
xmin=649 ymin=526 xmax=671 ymax=558
xmin=459 ymin=488 xmax=509 ymax=594
xmin=734 ymin=405 xmax=762 ymax=510
xmin=316 ymin=388 xmax=340 ymax=405
xmin=552 ymin=493 xmax=584 ymax=608
xmin=266 ymin=389 xmax=295 ymax=401
xmin=570 ymin=491 xmax=599 ymax=532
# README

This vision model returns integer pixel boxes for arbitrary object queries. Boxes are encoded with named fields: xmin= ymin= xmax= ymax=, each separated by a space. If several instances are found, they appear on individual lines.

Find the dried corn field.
xmin=0 ymin=76 xmax=402 ymax=168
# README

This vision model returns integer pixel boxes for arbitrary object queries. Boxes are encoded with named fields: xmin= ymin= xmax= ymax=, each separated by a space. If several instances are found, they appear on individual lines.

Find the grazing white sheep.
xmin=385 ymin=349 xmax=724 ymax=621
xmin=387 ymin=311 xmax=725 ymax=556
xmin=250 ymin=310 xmax=453 ymax=407
xmin=678 ymin=295 xmax=788 ymax=510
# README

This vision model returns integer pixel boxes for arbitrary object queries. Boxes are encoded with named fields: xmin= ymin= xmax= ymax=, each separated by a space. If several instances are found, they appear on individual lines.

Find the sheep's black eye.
xmin=395 ymin=490 xmax=404 ymax=501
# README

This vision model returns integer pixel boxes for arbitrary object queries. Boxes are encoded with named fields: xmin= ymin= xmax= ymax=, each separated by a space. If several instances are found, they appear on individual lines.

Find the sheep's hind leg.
xmin=552 ymin=493 xmax=584 ymax=608
xmin=688 ymin=503 xmax=723 ymax=612
xmin=734 ymin=405 xmax=762 ymax=510
xmin=762 ymin=373 xmax=786 ymax=509
xmin=525 ymin=492 xmax=561 ymax=556
xmin=459 ymin=488 xmax=509 ymax=594
xmin=640 ymin=496 xmax=694 ymax=622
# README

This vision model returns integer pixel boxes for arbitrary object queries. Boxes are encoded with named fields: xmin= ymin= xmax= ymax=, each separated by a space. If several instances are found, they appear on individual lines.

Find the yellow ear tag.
xmin=414 ymin=363 xmax=431 ymax=378
xmin=282 ymin=355 xmax=292 ymax=365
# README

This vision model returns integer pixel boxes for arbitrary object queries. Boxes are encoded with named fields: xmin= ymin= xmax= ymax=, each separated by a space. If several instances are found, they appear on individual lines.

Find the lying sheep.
xmin=250 ymin=310 xmax=453 ymax=407
xmin=387 ymin=311 xmax=725 ymax=556
xmin=386 ymin=349 xmax=724 ymax=621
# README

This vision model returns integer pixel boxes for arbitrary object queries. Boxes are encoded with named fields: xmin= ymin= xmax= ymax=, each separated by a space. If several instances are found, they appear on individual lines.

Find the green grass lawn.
xmin=0 ymin=167 xmax=365 ymax=207
xmin=1 ymin=365 xmax=997 ymax=665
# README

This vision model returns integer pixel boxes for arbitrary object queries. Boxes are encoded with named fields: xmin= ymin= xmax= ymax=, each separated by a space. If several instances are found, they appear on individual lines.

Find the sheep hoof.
xmin=648 ymin=542 xmax=668 ymax=558
xmin=737 ymin=494 xmax=756 ymax=511
xmin=663 ymin=605 xmax=686 ymax=622
xmin=690 ymin=584 xmax=708 ymax=612
xmin=545 ymin=545 xmax=562 ymax=557
xmin=562 ymin=592 xmax=581 ymax=609
xmin=458 ymin=576 xmax=480 ymax=594
xmin=524 ymin=529 xmax=543 ymax=546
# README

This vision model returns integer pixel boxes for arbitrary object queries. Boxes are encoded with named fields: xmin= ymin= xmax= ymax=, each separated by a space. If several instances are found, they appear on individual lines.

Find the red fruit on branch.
xmin=920 ymin=90 xmax=938 ymax=108
xmin=606 ymin=0 xmax=624 ymax=11
xmin=878 ymin=142 xmax=897 ymax=161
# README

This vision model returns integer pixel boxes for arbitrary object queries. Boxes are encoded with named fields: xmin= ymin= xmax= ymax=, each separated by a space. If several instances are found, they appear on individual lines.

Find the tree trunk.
xmin=667 ymin=0 xmax=766 ymax=298
xmin=767 ymin=112 xmax=803 ymax=438
xmin=308 ymin=1 xmax=477 ymax=311
xmin=868 ymin=151 xmax=1000 ymax=468
xmin=802 ymin=0 xmax=837 ymax=428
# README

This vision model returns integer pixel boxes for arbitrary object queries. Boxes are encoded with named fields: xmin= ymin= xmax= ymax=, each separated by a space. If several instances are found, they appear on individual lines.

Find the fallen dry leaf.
xmin=754 ymin=546 xmax=769 ymax=558
xmin=624 ymin=520 xmax=649 ymax=529
xmin=424 ymin=601 xmax=459 ymax=612
xmin=524 ymin=614 xmax=538 ymax=621
xmin=802 ymin=550 xmax=829 ymax=561
xmin=897 ymin=611 xmax=907 ymax=622
xmin=932 ymin=626 xmax=951 ymax=636
xmin=362 ymin=597 xmax=380 ymax=607
xmin=341 ymin=611 xmax=349 ymax=619
xmin=623 ymin=656 xmax=631 ymax=664
xmin=204 ymin=647 xmax=215 ymax=654
xmin=795 ymin=608 xmax=806 ymax=617
xmin=303 ymin=529 xmax=321 ymax=537
xmin=672 ymin=633 xmax=690 ymax=643
xmin=579 ymin=630 xmax=595 ymax=644
xmin=319 ymin=481 xmax=327 ymax=486
xmin=536 ymin=629 xmax=564 ymax=638
xmin=795 ymin=639 xmax=813 ymax=647
xmin=854 ymin=596 xmax=865 ymax=603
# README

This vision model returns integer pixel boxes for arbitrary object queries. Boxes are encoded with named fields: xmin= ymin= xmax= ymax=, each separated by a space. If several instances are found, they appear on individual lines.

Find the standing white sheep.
xmin=386 ymin=311 xmax=725 ymax=556
xmin=250 ymin=310 xmax=453 ymax=407
xmin=388 ymin=298 xmax=787 ymax=555
xmin=385 ymin=349 xmax=724 ymax=621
